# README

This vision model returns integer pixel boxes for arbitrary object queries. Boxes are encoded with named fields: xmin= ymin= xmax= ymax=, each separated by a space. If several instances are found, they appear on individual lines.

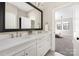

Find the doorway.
xmin=55 ymin=6 xmax=73 ymax=56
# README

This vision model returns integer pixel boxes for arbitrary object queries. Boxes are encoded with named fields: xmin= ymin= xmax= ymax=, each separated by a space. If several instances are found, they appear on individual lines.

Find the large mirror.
xmin=5 ymin=2 xmax=19 ymax=29
xmin=5 ymin=2 xmax=43 ymax=31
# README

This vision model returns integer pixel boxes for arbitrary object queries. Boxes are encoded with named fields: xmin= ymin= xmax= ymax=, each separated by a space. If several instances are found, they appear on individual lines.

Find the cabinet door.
xmin=25 ymin=45 xmax=36 ymax=56
xmin=37 ymin=35 xmax=51 ymax=56
xmin=37 ymin=42 xmax=46 ymax=56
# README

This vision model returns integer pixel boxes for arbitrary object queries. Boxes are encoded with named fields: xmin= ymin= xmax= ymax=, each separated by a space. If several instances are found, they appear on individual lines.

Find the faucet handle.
xmin=16 ymin=32 xmax=18 ymax=37
xmin=77 ymin=37 xmax=79 ymax=40
xmin=19 ymin=33 xmax=22 ymax=37
xmin=10 ymin=34 xmax=14 ymax=38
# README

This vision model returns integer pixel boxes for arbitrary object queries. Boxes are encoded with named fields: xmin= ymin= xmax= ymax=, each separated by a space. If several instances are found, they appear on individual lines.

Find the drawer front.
xmin=37 ymin=38 xmax=50 ymax=56
xmin=25 ymin=45 xmax=36 ymax=56
xmin=0 ymin=39 xmax=36 ymax=56
xmin=37 ymin=35 xmax=50 ymax=43
xmin=37 ymin=42 xmax=47 ymax=56
xmin=13 ymin=50 xmax=25 ymax=56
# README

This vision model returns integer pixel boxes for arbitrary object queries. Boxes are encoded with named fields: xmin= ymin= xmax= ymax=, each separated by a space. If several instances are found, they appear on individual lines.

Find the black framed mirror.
xmin=0 ymin=2 xmax=43 ymax=32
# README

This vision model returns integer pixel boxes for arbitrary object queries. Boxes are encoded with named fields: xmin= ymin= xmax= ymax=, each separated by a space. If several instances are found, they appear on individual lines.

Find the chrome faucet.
xmin=16 ymin=32 xmax=18 ymax=37
xmin=10 ymin=34 xmax=14 ymax=38
xmin=19 ymin=33 xmax=22 ymax=37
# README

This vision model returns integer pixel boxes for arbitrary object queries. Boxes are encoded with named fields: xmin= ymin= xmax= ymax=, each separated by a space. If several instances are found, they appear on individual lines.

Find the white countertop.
xmin=0 ymin=36 xmax=36 ymax=52
xmin=0 ymin=32 xmax=51 ymax=52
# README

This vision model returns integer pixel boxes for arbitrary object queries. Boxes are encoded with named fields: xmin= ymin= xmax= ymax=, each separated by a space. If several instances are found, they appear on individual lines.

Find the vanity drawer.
xmin=37 ymin=38 xmax=50 ymax=56
xmin=37 ymin=35 xmax=50 ymax=42
xmin=37 ymin=41 xmax=46 ymax=56
xmin=0 ymin=39 xmax=36 ymax=56
xmin=25 ymin=44 xmax=36 ymax=56
xmin=13 ymin=50 xmax=25 ymax=56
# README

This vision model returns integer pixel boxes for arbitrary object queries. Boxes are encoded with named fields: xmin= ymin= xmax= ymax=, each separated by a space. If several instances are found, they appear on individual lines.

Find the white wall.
xmin=73 ymin=5 xmax=79 ymax=56
xmin=42 ymin=5 xmax=55 ymax=51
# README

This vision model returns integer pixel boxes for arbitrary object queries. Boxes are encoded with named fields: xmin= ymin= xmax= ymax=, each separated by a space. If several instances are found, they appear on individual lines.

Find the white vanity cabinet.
xmin=13 ymin=39 xmax=37 ymax=56
xmin=0 ymin=32 xmax=51 ymax=56
xmin=14 ymin=44 xmax=36 ymax=56
xmin=0 ymin=38 xmax=37 ymax=56
xmin=37 ymin=34 xmax=51 ymax=56
xmin=24 ymin=45 xmax=36 ymax=56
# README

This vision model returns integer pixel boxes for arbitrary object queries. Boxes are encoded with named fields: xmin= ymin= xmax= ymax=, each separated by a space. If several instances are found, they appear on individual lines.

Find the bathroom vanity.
xmin=0 ymin=2 xmax=50 ymax=56
xmin=0 ymin=32 xmax=51 ymax=56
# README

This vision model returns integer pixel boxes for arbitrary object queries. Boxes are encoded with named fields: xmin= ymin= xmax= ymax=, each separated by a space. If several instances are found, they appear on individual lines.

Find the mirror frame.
xmin=3 ymin=2 xmax=43 ymax=32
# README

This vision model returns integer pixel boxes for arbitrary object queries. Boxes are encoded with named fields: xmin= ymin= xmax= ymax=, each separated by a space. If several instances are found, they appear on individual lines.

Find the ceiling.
xmin=31 ymin=2 xmax=73 ymax=9
xmin=8 ymin=2 xmax=73 ymax=12
xmin=8 ymin=2 xmax=34 ymax=12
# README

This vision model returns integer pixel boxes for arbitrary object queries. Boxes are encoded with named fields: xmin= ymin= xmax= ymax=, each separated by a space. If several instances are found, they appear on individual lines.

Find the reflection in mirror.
xmin=27 ymin=8 xmax=41 ymax=29
xmin=5 ymin=3 xmax=19 ymax=29
xmin=5 ymin=2 xmax=42 ymax=30
xmin=21 ymin=17 xmax=31 ymax=29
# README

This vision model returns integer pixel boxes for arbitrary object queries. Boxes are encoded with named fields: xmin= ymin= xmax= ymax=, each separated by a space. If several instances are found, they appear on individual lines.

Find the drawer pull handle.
xmin=25 ymin=53 xmax=28 ymax=55
xmin=77 ymin=37 xmax=79 ymax=40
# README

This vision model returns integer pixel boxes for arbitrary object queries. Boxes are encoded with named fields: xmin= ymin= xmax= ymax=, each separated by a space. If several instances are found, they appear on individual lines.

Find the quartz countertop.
xmin=0 ymin=32 xmax=51 ymax=52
